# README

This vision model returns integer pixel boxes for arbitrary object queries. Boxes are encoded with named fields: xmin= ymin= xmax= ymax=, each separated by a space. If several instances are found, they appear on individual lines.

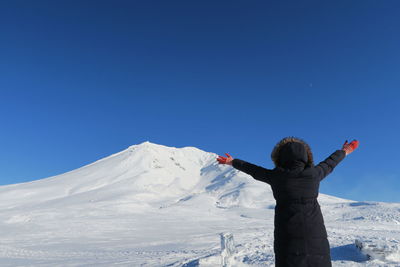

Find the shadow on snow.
xmin=331 ymin=244 xmax=368 ymax=262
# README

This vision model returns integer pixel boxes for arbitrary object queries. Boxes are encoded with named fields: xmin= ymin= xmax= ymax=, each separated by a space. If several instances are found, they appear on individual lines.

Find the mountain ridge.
xmin=0 ymin=141 xmax=351 ymax=212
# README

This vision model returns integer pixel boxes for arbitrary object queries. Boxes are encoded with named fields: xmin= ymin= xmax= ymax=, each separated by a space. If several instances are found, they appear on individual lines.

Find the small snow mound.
xmin=386 ymin=251 xmax=400 ymax=262
xmin=355 ymin=238 xmax=400 ymax=262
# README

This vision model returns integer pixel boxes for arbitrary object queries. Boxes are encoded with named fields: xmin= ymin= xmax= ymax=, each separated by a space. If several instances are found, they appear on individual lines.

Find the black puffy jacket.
xmin=232 ymin=141 xmax=345 ymax=267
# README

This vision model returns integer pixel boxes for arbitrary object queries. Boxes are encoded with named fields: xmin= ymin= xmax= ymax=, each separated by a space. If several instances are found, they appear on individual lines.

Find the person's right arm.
xmin=316 ymin=140 xmax=359 ymax=181
xmin=315 ymin=150 xmax=346 ymax=181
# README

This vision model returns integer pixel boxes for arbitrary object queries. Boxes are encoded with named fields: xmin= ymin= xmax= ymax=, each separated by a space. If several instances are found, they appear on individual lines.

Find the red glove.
xmin=217 ymin=153 xmax=233 ymax=165
xmin=342 ymin=140 xmax=359 ymax=155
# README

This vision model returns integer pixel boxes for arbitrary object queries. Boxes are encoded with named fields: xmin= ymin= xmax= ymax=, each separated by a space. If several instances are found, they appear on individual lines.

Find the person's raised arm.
xmin=217 ymin=153 xmax=272 ymax=184
xmin=316 ymin=140 xmax=359 ymax=181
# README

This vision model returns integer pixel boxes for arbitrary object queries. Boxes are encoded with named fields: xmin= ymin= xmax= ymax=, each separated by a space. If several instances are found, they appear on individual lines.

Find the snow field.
xmin=0 ymin=141 xmax=398 ymax=266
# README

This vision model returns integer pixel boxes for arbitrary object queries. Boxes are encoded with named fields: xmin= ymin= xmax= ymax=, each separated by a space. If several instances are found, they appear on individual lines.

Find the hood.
xmin=271 ymin=137 xmax=314 ymax=169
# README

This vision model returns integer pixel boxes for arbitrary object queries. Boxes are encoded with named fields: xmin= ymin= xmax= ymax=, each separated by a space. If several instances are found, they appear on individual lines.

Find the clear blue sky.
xmin=1 ymin=1 xmax=399 ymax=202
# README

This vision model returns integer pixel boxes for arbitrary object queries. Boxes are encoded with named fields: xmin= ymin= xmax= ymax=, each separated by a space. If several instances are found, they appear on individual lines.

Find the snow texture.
xmin=0 ymin=141 xmax=399 ymax=266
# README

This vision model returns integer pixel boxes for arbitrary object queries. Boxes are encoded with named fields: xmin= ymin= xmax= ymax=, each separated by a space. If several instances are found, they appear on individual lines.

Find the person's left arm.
xmin=231 ymin=158 xmax=273 ymax=184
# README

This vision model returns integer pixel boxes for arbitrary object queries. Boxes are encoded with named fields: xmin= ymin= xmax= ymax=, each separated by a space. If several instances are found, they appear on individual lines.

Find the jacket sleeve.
xmin=232 ymin=158 xmax=273 ymax=184
xmin=315 ymin=150 xmax=346 ymax=181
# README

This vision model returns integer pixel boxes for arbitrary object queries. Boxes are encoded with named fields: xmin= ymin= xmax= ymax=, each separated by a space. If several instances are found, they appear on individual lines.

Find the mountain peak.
xmin=128 ymin=141 xmax=204 ymax=156
xmin=130 ymin=141 xmax=170 ymax=150
xmin=138 ymin=140 xmax=153 ymax=146
xmin=134 ymin=140 xmax=157 ymax=147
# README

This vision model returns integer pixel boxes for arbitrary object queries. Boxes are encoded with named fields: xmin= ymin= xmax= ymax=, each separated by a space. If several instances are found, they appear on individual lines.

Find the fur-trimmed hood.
xmin=271 ymin=137 xmax=314 ymax=168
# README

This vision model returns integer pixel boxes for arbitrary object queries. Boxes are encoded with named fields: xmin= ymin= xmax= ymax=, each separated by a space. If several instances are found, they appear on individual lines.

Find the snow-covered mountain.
xmin=0 ymin=141 xmax=399 ymax=266
xmin=0 ymin=141 xmax=274 ymax=211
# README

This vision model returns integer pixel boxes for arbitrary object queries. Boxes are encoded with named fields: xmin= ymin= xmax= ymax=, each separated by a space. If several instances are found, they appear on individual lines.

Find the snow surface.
xmin=0 ymin=141 xmax=399 ymax=266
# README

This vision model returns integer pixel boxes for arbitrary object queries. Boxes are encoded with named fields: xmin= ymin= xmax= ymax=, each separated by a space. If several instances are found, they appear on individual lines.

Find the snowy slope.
xmin=0 ymin=141 xmax=399 ymax=266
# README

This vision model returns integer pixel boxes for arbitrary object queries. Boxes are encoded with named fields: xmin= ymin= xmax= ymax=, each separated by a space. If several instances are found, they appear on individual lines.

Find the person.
xmin=217 ymin=137 xmax=359 ymax=267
